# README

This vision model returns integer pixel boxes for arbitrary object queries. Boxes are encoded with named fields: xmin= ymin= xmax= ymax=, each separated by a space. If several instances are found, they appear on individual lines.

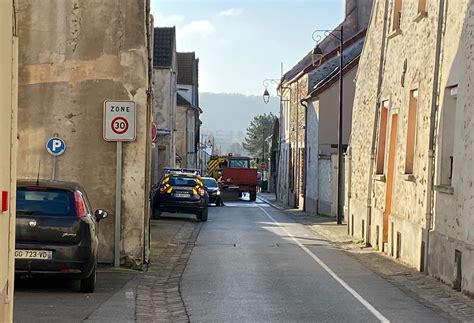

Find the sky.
xmin=151 ymin=0 xmax=344 ymax=96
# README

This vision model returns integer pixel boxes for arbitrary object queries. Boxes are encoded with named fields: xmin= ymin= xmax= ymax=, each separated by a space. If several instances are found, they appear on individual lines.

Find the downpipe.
xmin=300 ymin=99 xmax=309 ymax=212
xmin=424 ymin=0 xmax=445 ymax=273
xmin=363 ymin=0 xmax=389 ymax=246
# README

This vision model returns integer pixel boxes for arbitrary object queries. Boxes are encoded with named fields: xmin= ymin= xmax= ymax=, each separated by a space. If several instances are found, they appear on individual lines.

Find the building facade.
xmin=303 ymin=35 xmax=364 ymax=215
xmin=153 ymin=27 xmax=178 ymax=182
xmin=277 ymin=0 xmax=372 ymax=212
xmin=0 ymin=0 xmax=17 ymax=320
xmin=176 ymin=52 xmax=201 ymax=169
xmin=348 ymin=0 xmax=474 ymax=294
xmin=17 ymin=0 xmax=153 ymax=267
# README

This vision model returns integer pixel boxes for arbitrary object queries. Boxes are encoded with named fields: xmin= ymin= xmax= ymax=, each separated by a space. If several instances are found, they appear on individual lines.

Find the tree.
xmin=242 ymin=113 xmax=277 ymax=161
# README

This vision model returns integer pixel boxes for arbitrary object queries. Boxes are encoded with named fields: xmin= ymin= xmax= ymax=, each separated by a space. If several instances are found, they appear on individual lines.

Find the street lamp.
xmin=262 ymin=79 xmax=280 ymax=104
xmin=312 ymin=26 xmax=344 ymax=225
xmin=263 ymin=88 xmax=270 ymax=104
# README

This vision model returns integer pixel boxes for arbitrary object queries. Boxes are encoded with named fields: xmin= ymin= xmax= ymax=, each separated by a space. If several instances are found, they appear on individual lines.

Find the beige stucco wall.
xmin=0 ymin=1 xmax=17 ymax=320
xmin=153 ymin=67 xmax=177 ymax=179
xmin=429 ymin=0 xmax=474 ymax=295
xmin=17 ymin=0 xmax=152 ymax=267
xmin=305 ymin=66 xmax=358 ymax=215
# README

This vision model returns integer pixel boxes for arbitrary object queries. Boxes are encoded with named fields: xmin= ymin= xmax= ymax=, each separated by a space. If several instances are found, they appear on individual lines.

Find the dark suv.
xmin=15 ymin=180 xmax=108 ymax=293
xmin=152 ymin=172 xmax=209 ymax=221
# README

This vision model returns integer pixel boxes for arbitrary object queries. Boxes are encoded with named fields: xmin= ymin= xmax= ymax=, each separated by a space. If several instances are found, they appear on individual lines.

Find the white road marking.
xmin=259 ymin=206 xmax=390 ymax=323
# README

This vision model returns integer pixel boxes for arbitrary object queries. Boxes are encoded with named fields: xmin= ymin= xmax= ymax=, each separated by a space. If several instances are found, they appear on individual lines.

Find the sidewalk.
xmin=258 ymin=193 xmax=474 ymax=322
xmin=135 ymin=215 xmax=201 ymax=322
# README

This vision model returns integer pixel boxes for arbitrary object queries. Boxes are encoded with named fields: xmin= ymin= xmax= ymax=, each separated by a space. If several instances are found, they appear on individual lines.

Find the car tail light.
xmin=198 ymin=187 xmax=205 ymax=197
xmin=159 ymin=183 xmax=171 ymax=194
xmin=74 ymin=191 xmax=87 ymax=219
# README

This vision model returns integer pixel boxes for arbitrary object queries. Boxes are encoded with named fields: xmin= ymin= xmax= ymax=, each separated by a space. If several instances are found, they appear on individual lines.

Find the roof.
xmin=281 ymin=20 xmax=346 ymax=83
xmin=17 ymin=179 xmax=82 ymax=191
xmin=281 ymin=4 xmax=368 ymax=84
xmin=177 ymin=93 xmax=192 ymax=107
xmin=153 ymin=27 xmax=175 ymax=67
xmin=307 ymin=37 xmax=365 ymax=98
xmin=177 ymin=52 xmax=197 ymax=85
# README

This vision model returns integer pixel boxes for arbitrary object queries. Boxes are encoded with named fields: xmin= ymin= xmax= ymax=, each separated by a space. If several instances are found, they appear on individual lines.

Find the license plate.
xmin=174 ymin=192 xmax=191 ymax=198
xmin=15 ymin=249 xmax=52 ymax=260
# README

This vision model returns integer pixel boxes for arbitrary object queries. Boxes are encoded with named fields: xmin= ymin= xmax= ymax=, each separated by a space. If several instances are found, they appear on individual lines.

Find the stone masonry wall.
xmin=17 ymin=0 xmax=151 ymax=266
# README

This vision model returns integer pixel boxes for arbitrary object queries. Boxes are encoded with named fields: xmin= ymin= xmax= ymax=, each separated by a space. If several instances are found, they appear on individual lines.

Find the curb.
xmin=256 ymin=195 xmax=285 ymax=210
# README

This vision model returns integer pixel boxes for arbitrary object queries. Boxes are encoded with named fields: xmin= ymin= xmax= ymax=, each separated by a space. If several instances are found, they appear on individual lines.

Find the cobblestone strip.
xmin=136 ymin=221 xmax=201 ymax=323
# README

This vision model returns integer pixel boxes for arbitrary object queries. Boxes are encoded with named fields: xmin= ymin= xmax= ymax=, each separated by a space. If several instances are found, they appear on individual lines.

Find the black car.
xmin=15 ymin=180 xmax=108 ymax=293
xmin=202 ymin=177 xmax=223 ymax=206
xmin=152 ymin=172 xmax=209 ymax=221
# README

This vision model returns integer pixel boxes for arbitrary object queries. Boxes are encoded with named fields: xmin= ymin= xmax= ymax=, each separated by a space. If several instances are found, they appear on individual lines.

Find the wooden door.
xmin=383 ymin=114 xmax=398 ymax=244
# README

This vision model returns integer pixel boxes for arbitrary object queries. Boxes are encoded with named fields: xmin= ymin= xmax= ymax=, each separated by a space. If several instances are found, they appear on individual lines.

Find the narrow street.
xmin=13 ymin=198 xmax=474 ymax=322
xmin=181 ymin=199 xmax=444 ymax=322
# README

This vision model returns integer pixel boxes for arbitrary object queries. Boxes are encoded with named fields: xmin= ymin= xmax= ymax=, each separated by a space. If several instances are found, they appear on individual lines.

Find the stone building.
xmin=277 ymin=0 xmax=372 ymax=211
xmin=16 ymin=0 xmax=153 ymax=267
xmin=176 ymin=52 xmax=201 ymax=169
xmin=153 ymin=27 xmax=178 ymax=182
xmin=348 ymin=0 xmax=474 ymax=294
xmin=0 ymin=0 xmax=17 ymax=319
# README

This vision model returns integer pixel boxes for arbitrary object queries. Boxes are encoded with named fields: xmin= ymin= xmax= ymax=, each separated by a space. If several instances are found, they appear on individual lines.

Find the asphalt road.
xmin=181 ymin=199 xmax=446 ymax=323
xmin=14 ymin=268 xmax=137 ymax=323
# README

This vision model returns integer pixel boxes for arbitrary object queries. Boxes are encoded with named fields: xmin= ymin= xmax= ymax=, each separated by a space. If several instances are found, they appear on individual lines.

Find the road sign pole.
xmin=114 ymin=141 xmax=122 ymax=267
xmin=51 ymin=133 xmax=58 ymax=180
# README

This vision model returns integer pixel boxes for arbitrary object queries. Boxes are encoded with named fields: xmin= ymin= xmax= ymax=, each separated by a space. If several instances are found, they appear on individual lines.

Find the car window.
xmin=229 ymin=159 xmax=250 ymax=168
xmin=168 ymin=176 xmax=198 ymax=187
xmin=16 ymin=188 xmax=75 ymax=217
xmin=202 ymin=178 xmax=217 ymax=188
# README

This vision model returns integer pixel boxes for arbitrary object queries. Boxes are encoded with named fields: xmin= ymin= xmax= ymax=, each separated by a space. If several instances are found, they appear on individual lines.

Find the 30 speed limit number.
xmin=103 ymin=100 xmax=136 ymax=141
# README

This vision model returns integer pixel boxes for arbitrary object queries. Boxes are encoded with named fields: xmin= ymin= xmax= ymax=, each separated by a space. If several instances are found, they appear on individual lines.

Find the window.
xmin=229 ymin=159 xmax=250 ymax=168
xmin=392 ymin=0 xmax=402 ymax=31
xmin=439 ymin=86 xmax=457 ymax=186
xmin=376 ymin=101 xmax=389 ymax=174
xmin=405 ymin=90 xmax=418 ymax=174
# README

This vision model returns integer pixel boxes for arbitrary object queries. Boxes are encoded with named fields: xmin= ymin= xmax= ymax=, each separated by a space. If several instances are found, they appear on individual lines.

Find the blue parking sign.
xmin=46 ymin=137 xmax=66 ymax=156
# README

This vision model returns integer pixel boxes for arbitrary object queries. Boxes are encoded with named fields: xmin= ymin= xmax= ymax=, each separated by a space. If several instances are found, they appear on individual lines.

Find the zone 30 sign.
xmin=103 ymin=100 xmax=136 ymax=141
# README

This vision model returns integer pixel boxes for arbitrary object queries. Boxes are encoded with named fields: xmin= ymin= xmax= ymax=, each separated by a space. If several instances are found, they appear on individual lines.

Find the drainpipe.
xmin=300 ymin=98 xmax=309 ymax=212
xmin=364 ymin=0 xmax=389 ymax=246
xmin=293 ymin=81 xmax=300 ymax=208
xmin=424 ymin=0 xmax=445 ymax=273
xmin=144 ymin=0 xmax=153 ymax=264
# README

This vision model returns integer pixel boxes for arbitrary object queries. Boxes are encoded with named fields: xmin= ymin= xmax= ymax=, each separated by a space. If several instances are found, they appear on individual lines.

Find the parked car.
xmin=202 ymin=177 xmax=223 ymax=206
xmin=152 ymin=172 xmax=209 ymax=221
xmin=15 ymin=180 xmax=108 ymax=293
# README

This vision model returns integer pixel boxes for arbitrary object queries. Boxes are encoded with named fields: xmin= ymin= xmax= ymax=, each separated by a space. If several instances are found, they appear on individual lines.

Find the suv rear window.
xmin=167 ymin=176 xmax=199 ymax=187
xmin=16 ymin=188 xmax=75 ymax=217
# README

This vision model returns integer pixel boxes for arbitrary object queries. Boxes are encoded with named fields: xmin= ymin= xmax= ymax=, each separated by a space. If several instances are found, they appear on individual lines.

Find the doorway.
xmin=383 ymin=113 xmax=398 ymax=245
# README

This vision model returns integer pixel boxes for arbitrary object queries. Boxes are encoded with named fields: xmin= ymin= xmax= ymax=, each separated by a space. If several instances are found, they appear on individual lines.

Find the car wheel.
xmin=250 ymin=190 xmax=257 ymax=201
xmin=152 ymin=208 xmax=161 ymax=220
xmin=80 ymin=267 xmax=96 ymax=293
xmin=198 ymin=208 xmax=208 ymax=222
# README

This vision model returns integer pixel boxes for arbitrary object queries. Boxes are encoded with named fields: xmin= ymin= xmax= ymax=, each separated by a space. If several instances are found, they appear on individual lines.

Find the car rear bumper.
xmin=156 ymin=199 xmax=207 ymax=214
xmin=209 ymin=195 xmax=220 ymax=203
xmin=15 ymin=243 xmax=96 ymax=279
